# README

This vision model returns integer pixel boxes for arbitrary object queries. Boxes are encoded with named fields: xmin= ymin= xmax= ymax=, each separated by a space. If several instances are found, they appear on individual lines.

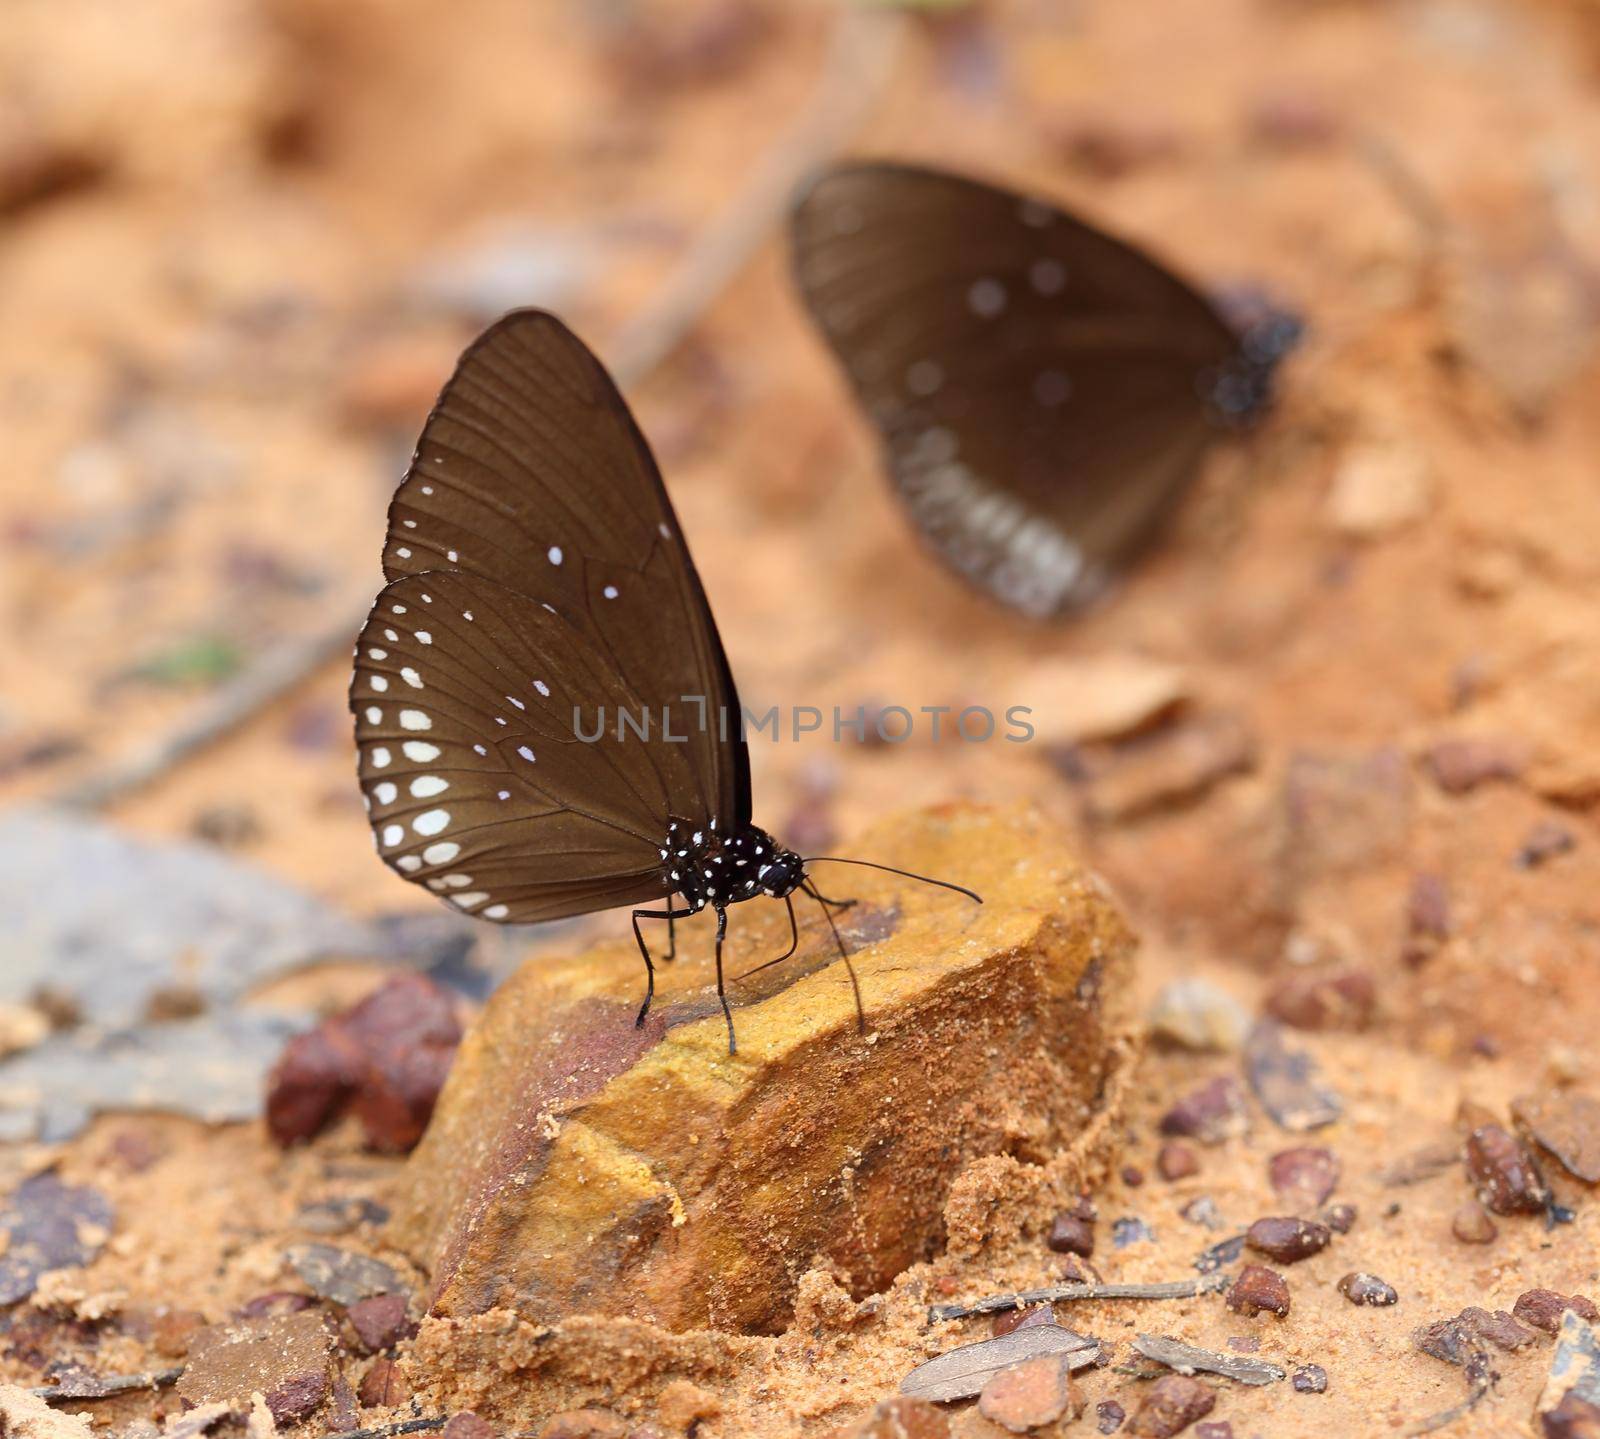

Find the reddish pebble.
xmin=1047 ymin=1212 xmax=1096 ymax=1258
xmin=1466 ymin=1124 xmax=1549 ymax=1215
xmin=1541 ymin=1392 xmax=1600 ymax=1437
xmin=1517 ymin=820 xmax=1576 ymax=869
xmin=1129 ymin=1373 xmax=1215 ymax=1436
xmin=536 ymin=1411 xmax=630 ymax=1439
xmin=1263 ymin=968 xmax=1375 ymax=1032
xmin=992 ymin=1302 xmax=1058 ymax=1338
xmin=1269 ymin=1146 xmax=1340 ymax=1210
xmin=1451 ymin=1201 xmax=1498 ymax=1244
xmin=978 ymin=1352 xmax=1080 ymax=1432
xmin=443 ymin=1416 xmax=495 ymax=1439
xmin=1513 ymin=1288 xmax=1600 ymax=1334
xmin=1122 ymin=1165 xmax=1146 ymax=1188
xmin=1293 ymin=1365 xmax=1328 ymax=1394
xmin=346 ymin=1293 xmax=415 ymax=1354
xmin=1337 ymin=1272 xmax=1398 ymax=1306
xmin=266 ymin=975 xmax=462 ymax=1153
xmin=1227 ymin=1264 xmax=1291 ymax=1318
xmin=1246 ymin=1216 xmax=1332 ymax=1264
xmin=1158 ymin=1143 xmax=1200 ymax=1181
xmin=358 ymin=1357 xmax=409 ymax=1408
xmin=1320 ymin=1203 xmax=1357 ymax=1234
xmin=1423 ymin=737 xmax=1523 ymax=794
xmin=1159 ymin=1077 xmax=1248 ymax=1144
xmin=843 ymin=1398 xmax=950 ymax=1439
xmin=1097 ymin=1399 xmax=1127 ymax=1433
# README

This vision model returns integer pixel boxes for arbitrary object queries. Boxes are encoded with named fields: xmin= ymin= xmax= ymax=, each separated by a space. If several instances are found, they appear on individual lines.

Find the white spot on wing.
xmin=534 ymin=680 xmax=550 ymax=697
xmin=369 ymin=676 xmax=389 ymax=692
xmin=416 ymin=631 xmax=432 ymax=645
xmin=968 ymin=277 xmax=1007 ymax=318
xmin=450 ymin=892 xmax=488 ymax=909
xmin=484 ymin=904 xmax=509 ymax=920
xmin=400 ymin=709 xmax=431 ymax=730
xmin=365 ymin=707 xmax=382 ymax=724
xmin=413 ymin=808 xmax=450 ymax=836
xmin=397 ymin=855 xmax=422 ymax=872
xmin=402 ymin=741 xmax=439 ymax=761
xmin=401 ymin=667 xmax=423 ymax=689
xmin=422 ymin=841 xmax=460 ymax=865
xmin=373 ymin=782 xmax=397 ymax=804
xmin=603 ymin=585 xmax=618 ymax=599
xmin=906 ymin=360 xmax=943 ymax=397
xmin=371 ymin=746 xmax=391 ymax=768
xmin=410 ymin=776 xmax=448 ymax=798
xmin=1030 ymin=258 xmax=1066 ymax=296
xmin=517 ymin=745 xmax=535 ymax=762
xmin=381 ymin=824 xmax=403 ymax=847
xmin=548 ymin=546 xmax=563 ymax=565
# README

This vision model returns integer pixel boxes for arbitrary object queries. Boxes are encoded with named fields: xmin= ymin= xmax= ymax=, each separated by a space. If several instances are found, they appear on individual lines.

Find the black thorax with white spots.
xmin=661 ymin=817 xmax=803 ymax=913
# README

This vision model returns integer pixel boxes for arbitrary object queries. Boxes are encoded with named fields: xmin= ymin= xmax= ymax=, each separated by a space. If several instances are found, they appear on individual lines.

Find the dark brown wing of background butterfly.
xmin=789 ymin=161 xmax=1301 ymax=618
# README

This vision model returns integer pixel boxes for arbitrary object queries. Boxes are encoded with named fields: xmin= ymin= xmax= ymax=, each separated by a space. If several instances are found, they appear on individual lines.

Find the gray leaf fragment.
xmin=284 ymin=1245 xmax=406 ymax=1306
xmin=1540 ymin=1310 xmax=1600 ymax=1415
xmin=1133 ymin=1333 xmax=1286 ymax=1386
xmin=1244 ymin=1020 xmax=1342 ymax=1131
xmin=901 ymin=1324 xmax=1100 ymax=1403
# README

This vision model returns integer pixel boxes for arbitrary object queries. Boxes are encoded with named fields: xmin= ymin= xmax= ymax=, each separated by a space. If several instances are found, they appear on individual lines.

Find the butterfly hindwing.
xmin=791 ymin=162 xmax=1244 ymax=617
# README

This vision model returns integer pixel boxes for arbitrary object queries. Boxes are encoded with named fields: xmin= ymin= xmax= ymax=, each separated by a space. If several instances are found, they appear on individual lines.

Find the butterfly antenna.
xmin=802 ymin=857 xmax=983 ymax=905
xmin=805 ymin=880 xmax=866 ymax=1036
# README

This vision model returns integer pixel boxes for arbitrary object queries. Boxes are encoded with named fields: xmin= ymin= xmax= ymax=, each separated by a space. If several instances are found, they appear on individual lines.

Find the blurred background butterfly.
xmin=789 ymin=161 xmax=1303 ymax=619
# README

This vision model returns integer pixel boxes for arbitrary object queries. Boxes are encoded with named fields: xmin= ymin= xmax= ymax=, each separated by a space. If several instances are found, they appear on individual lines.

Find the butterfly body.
xmin=663 ymin=818 xmax=804 ymax=913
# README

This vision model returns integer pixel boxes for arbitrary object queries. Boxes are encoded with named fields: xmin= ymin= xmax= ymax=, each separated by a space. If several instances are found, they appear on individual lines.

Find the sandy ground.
xmin=4 ymin=0 xmax=1600 ymax=1434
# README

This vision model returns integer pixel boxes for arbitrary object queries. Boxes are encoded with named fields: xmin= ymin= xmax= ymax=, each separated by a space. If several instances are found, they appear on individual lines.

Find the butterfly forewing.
xmin=380 ymin=310 xmax=748 ymax=829
xmin=351 ymin=311 xmax=750 ymax=924
xmin=791 ymin=163 xmax=1244 ymax=617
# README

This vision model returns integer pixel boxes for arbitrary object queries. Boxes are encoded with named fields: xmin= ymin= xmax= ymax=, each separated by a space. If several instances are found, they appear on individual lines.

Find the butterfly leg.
xmin=805 ymin=880 xmax=866 ymax=1035
xmin=664 ymin=908 xmax=677 ymax=963
xmin=729 ymin=893 xmax=801 ymax=982
xmin=631 ymin=905 xmax=693 ymax=1029
xmin=713 ymin=904 xmax=736 ymax=1055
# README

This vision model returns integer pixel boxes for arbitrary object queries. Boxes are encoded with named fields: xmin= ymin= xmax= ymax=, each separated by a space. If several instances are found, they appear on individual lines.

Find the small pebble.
xmin=1465 ymin=1124 xmax=1548 ymax=1215
xmin=1407 ymin=873 xmax=1451 ymax=940
xmin=1227 ymin=1335 xmax=1260 ymax=1353
xmin=1047 ymin=1212 xmax=1096 ymax=1257
xmin=442 ymin=1416 xmax=495 ymax=1439
xmin=1450 ymin=1202 xmax=1497 ymax=1244
xmin=1097 ymin=1399 xmax=1126 ymax=1434
xmin=1422 ymin=737 xmax=1523 ymax=794
xmin=1320 ymin=1203 xmax=1358 ymax=1234
xmin=536 ymin=1411 xmax=630 ymax=1439
xmin=1158 ymin=1143 xmax=1200 ymax=1182
xmin=357 ymin=1357 xmax=409 ymax=1408
xmin=1122 ymin=1165 xmax=1146 ymax=1188
xmin=1292 ymin=1365 xmax=1327 ymax=1394
xmin=346 ymin=1292 xmax=415 ymax=1353
xmin=1268 ymin=1147 xmax=1340 ymax=1210
xmin=1511 ymin=1288 xmax=1600 ymax=1334
xmin=1263 ymin=968 xmax=1375 ymax=1031
xmin=1194 ymin=1425 xmax=1235 ymax=1439
xmin=1159 ymin=1077 xmax=1248 ymax=1144
xmin=1129 ymin=1373 xmax=1215 ymax=1436
xmin=977 ymin=1352 xmax=1080 ymax=1432
xmin=1226 ymin=1264 xmax=1290 ymax=1318
xmin=1113 ymin=1217 xmax=1153 ymax=1248
xmin=1515 ymin=819 xmax=1575 ymax=869
xmin=1246 ymin=1217 xmax=1332 ymax=1264
xmin=1147 ymin=979 xmax=1251 ymax=1053
xmin=1541 ymin=1392 xmax=1600 ymax=1437
xmin=1337 ymin=1272 xmax=1399 ymax=1307
xmin=992 ymin=1302 xmax=1057 ymax=1338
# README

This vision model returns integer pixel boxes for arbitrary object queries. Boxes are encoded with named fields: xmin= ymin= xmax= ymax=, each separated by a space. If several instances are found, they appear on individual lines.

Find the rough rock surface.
xmin=390 ymin=805 xmax=1136 ymax=1334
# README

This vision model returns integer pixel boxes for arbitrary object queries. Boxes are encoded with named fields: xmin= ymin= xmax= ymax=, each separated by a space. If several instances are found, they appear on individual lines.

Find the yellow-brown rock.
xmin=389 ymin=804 xmax=1135 ymax=1335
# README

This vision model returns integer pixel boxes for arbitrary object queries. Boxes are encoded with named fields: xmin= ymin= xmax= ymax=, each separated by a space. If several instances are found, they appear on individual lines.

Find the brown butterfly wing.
xmin=791 ymin=162 xmax=1241 ymax=616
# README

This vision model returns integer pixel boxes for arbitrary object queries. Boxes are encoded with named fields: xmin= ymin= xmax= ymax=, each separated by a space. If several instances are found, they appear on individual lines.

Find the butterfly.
xmin=348 ymin=310 xmax=978 ymax=1051
xmin=790 ymin=161 xmax=1302 ymax=618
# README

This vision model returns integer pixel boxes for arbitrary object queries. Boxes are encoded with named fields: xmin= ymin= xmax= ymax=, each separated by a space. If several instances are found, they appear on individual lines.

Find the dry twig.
xmin=928 ymin=1272 xmax=1232 ymax=1323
